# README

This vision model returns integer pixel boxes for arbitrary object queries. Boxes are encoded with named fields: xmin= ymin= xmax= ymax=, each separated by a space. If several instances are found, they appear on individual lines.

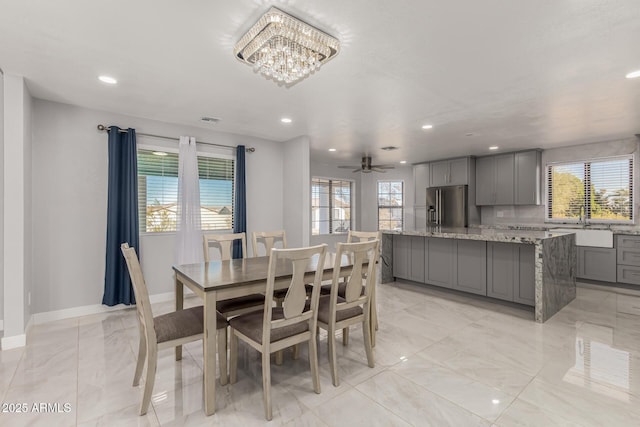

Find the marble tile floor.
xmin=2 ymin=281 xmax=640 ymax=426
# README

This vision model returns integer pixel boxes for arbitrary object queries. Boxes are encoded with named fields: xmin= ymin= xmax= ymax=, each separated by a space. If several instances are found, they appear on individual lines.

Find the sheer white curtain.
xmin=175 ymin=136 xmax=203 ymax=264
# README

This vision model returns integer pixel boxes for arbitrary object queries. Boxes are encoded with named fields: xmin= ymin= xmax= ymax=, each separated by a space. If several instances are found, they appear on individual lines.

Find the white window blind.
xmin=378 ymin=180 xmax=403 ymax=231
xmin=547 ymin=156 xmax=633 ymax=223
xmin=311 ymin=178 xmax=352 ymax=235
xmin=137 ymin=149 xmax=235 ymax=232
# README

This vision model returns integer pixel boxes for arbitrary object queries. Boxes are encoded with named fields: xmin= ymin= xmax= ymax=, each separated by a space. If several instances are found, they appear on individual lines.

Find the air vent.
xmin=200 ymin=116 xmax=221 ymax=124
xmin=381 ymin=146 xmax=398 ymax=151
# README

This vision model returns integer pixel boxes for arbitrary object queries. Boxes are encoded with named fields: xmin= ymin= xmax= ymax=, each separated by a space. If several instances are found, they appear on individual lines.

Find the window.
xmin=311 ymin=178 xmax=352 ymax=235
xmin=547 ymin=156 xmax=633 ymax=223
xmin=378 ymin=180 xmax=403 ymax=230
xmin=137 ymin=149 xmax=235 ymax=232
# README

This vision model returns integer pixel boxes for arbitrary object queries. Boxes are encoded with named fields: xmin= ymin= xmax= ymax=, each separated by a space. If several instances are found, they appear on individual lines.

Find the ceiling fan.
xmin=338 ymin=156 xmax=395 ymax=173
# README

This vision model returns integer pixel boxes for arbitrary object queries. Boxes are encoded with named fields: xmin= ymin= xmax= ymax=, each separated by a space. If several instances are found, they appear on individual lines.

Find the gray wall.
xmin=360 ymin=165 xmax=414 ymax=231
xmin=481 ymin=138 xmax=640 ymax=226
xmin=282 ymin=136 xmax=310 ymax=248
xmin=0 ymin=69 xmax=4 ymax=327
xmin=31 ymin=99 xmax=287 ymax=314
xmin=23 ymin=81 xmax=32 ymax=327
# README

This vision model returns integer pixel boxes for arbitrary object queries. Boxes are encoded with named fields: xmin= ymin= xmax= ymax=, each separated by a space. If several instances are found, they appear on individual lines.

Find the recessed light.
xmin=281 ymin=117 xmax=292 ymax=124
xmin=98 ymin=75 xmax=117 ymax=84
xmin=328 ymin=148 xmax=336 ymax=152
xmin=492 ymin=399 xmax=501 ymax=405
xmin=625 ymin=70 xmax=640 ymax=79
xmin=152 ymin=151 xmax=168 ymax=156
xmin=421 ymin=124 xmax=433 ymax=130
xmin=489 ymin=146 xmax=499 ymax=150
xmin=400 ymin=160 xmax=407 ymax=164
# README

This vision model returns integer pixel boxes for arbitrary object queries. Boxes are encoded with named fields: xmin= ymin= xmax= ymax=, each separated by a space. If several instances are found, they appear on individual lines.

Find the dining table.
xmin=172 ymin=252 xmax=376 ymax=416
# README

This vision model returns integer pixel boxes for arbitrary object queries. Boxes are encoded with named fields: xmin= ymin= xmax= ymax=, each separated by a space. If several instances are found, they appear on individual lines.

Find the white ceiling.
xmin=1 ymin=0 xmax=639 ymax=164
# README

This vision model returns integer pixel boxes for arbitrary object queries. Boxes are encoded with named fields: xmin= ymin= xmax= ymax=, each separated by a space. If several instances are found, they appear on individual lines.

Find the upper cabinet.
xmin=476 ymin=150 xmax=541 ymax=206
xmin=413 ymin=163 xmax=430 ymax=206
xmin=430 ymin=157 xmax=470 ymax=187
xmin=476 ymin=154 xmax=515 ymax=205
xmin=514 ymin=150 xmax=541 ymax=205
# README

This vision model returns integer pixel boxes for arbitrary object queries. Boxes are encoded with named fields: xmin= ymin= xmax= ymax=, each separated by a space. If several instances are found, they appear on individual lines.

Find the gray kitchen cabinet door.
xmin=427 ymin=237 xmax=454 ymax=288
xmin=455 ymin=240 xmax=487 ymax=295
xmin=448 ymin=158 xmax=469 ymax=186
xmin=475 ymin=156 xmax=494 ymax=205
xmin=486 ymin=242 xmax=515 ymax=301
xmin=393 ymin=235 xmax=410 ymax=280
xmin=577 ymin=246 xmax=616 ymax=282
xmin=430 ymin=161 xmax=449 ymax=187
xmin=414 ymin=163 xmax=430 ymax=204
xmin=515 ymin=150 xmax=541 ymax=205
xmin=514 ymin=244 xmax=535 ymax=306
xmin=494 ymin=153 xmax=515 ymax=205
xmin=409 ymin=236 xmax=426 ymax=282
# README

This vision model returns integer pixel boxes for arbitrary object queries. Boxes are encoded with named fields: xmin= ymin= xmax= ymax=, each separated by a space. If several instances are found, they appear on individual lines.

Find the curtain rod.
xmin=96 ymin=124 xmax=255 ymax=152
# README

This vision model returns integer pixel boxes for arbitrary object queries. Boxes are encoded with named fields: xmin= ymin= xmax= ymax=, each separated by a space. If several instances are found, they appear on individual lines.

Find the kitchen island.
xmin=381 ymin=227 xmax=576 ymax=323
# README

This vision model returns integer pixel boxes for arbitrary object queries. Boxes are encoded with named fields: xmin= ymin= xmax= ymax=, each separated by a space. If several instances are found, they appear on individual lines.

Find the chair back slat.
xmin=331 ymin=240 xmax=379 ymax=309
xmin=282 ymin=257 xmax=310 ymax=318
xmin=120 ymin=243 xmax=157 ymax=344
xmin=263 ymin=244 xmax=327 ymax=342
xmin=252 ymin=231 xmax=287 ymax=257
xmin=203 ymin=232 xmax=247 ymax=261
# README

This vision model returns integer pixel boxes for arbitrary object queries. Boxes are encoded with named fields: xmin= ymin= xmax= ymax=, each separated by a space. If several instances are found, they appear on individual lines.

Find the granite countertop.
xmin=472 ymin=223 xmax=640 ymax=236
xmin=382 ymin=227 xmax=573 ymax=244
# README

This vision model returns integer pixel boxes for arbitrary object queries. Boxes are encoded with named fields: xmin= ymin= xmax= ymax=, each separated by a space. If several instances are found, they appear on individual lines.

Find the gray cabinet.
xmin=426 ymin=237 xmax=454 ymax=288
xmin=487 ymin=242 xmax=535 ymax=306
xmin=475 ymin=157 xmax=494 ymax=205
xmin=577 ymin=247 xmax=616 ymax=282
xmin=455 ymin=240 xmax=487 ymax=295
xmin=409 ymin=236 xmax=425 ymax=282
xmin=393 ymin=235 xmax=425 ymax=282
xmin=515 ymin=244 xmax=536 ymax=306
xmin=413 ymin=163 xmax=429 ymax=206
xmin=475 ymin=154 xmax=515 ymax=205
xmin=515 ymin=150 xmax=541 ymax=205
xmin=393 ymin=235 xmax=410 ymax=280
xmin=617 ymin=235 xmax=640 ymax=285
xmin=430 ymin=158 xmax=469 ymax=187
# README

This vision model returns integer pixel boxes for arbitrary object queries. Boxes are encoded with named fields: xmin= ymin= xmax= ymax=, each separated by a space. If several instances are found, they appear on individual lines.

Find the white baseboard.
xmin=31 ymin=291 xmax=180 ymax=325
xmin=1 ymin=333 xmax=26 ymax=350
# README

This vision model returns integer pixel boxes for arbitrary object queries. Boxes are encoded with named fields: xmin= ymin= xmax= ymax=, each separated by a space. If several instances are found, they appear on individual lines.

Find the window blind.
xmin=137 ymin=149 xmax=235 ymax=232
xmin=547 ymin=156 xmax=633 ymax=223
xmin=311 ymin=178 xmax=352 ymax=235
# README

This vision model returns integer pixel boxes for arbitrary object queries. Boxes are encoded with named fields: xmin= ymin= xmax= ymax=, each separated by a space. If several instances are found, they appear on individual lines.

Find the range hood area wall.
xmin=480 ymin=137 xmax=640 ymax=227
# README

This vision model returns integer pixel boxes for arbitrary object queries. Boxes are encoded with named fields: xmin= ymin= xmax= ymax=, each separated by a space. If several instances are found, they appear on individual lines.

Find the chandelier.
xmin=234 ymin=7 xmax=340 ymax=85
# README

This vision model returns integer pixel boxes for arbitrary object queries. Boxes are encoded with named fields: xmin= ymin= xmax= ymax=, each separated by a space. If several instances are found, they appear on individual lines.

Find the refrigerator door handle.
xmin=437 ymin=189 xmax=442 ymax=225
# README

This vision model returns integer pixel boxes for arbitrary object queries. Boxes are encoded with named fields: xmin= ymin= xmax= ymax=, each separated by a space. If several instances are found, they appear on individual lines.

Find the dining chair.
xmin=228 ymin=244 xmax=328 ymax=421
xmin=251 ymin=230 xmax=287 ymax=257
xmin=317 ymin=239 xmax=378 ymax=387
xmin=203 ymin=233 xmax=264 ymax=318
xmin=321 ymin=230 xmax=381 ymax=346
xmin=251 ymin=230 xmax=291 ymax=363
xmin=120 ymin=243 xmax=228 ymax=416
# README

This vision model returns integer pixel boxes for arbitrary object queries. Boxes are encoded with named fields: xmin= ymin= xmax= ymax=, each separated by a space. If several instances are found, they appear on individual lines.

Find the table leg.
xmin=175 ymin=274 xmax=184 ymax=361
xmin=370 ymin=267 xmax=377 ymax=347
xmin=203 ymin=291 xmax=217 ymax=416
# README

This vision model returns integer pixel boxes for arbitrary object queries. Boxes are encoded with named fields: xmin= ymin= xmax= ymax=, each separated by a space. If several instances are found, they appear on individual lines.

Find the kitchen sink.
xmin=553 ymin=228 xmax=614 ymax=248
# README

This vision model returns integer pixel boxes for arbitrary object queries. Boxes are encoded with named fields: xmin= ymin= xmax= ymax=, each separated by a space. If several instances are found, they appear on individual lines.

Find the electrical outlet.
xmin=496 ymin=211 xmax=504 ymax=218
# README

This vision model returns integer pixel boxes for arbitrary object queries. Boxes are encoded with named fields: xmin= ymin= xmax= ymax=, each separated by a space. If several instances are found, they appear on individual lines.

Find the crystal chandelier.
xmin=234 ymin=7 xmax=340 ymax=85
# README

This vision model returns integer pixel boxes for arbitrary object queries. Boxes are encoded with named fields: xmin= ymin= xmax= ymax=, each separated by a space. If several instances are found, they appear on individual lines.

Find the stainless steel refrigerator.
xmin=426 ymin=185 xmax=468 ymax=227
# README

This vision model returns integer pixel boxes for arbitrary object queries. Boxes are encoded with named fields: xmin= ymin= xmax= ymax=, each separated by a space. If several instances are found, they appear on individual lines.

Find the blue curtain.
xmin=232 ymin=145 xmax=247 ymax=259
xmin=103 ymin=127 xmax=139 ymax=306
